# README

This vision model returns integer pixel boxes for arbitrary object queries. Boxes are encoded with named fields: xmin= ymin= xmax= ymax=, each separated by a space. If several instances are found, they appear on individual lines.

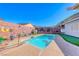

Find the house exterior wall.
xmin=61 ymin=19 xmax=79 ymax=37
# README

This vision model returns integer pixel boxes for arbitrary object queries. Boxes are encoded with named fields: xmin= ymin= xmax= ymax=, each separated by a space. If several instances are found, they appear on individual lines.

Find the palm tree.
xmin=67 ymin=3 xmax=79 ymax=10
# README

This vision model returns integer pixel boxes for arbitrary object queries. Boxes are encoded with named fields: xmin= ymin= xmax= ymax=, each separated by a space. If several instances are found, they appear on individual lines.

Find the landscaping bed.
xmin=59 ymin=33 xmax=79 ymax=46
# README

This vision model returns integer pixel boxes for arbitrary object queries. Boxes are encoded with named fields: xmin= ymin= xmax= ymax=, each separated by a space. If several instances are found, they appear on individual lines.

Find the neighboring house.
xmin=58 ymin=12 xmax=79 ymax=37
xmin=19 ymin=23 xmax=35 ymax=35
xmin=0 ymin=19 xmax=35 ymax=39
xmin=0 ymin=20 xmax=19 ymax=39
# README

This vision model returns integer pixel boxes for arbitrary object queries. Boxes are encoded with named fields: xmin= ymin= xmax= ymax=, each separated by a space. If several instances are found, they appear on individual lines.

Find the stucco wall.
xmin=55 ymin=35 xmax=79 ymax=56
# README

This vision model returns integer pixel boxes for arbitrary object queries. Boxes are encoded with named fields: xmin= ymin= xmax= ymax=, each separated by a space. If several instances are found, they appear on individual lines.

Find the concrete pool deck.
xmin=0 ymin=34 xmax=64 ymax=56
xmin=55 ymin=34 xmax=79 ymax=56
xmin=0 ymin=34 xmax=43 ymax=51
xmin=40 ymin=41 xmax=64 ymax=56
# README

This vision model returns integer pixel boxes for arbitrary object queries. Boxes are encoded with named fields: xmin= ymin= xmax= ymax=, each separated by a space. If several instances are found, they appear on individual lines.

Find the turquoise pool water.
xmin=26 ymin=34 xmax=56 ymax=49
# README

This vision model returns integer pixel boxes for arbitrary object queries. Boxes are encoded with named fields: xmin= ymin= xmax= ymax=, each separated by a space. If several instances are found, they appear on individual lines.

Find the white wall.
xmin=61 ymin=19 xmax=79 ymax=37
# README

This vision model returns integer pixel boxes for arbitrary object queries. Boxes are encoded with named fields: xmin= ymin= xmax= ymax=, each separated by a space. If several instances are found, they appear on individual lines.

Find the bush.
xmin=0 ymin=37 xmax=6 ymax=44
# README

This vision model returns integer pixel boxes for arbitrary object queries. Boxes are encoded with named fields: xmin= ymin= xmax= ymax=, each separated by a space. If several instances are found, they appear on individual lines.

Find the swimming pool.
xmin=26 ymin=34 xmax=56 ymax=49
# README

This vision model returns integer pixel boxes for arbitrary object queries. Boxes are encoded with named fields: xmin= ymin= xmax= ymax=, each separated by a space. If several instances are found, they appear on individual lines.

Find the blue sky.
xmin=0 ymin=3 xmax=79 ymax=26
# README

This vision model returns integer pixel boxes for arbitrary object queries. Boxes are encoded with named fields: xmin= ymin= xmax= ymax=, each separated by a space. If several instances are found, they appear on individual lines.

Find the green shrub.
xmin=59 ymin=34 xmax=79 ymax=46
xmin=0 ymin=37 xmax=6 ymax=44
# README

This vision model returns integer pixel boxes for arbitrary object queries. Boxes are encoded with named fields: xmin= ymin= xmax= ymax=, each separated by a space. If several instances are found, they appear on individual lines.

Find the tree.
xmin=67 ymin=3 xmax=79 ymax=10
xmin=31 ymin=29 xmax=38 ymax=35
